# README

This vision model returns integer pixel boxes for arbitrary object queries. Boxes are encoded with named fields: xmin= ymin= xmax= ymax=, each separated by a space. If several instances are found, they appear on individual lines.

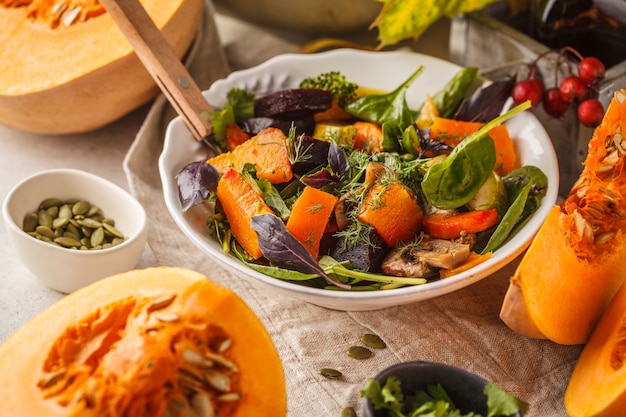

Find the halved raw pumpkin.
xmin=0 ymin=266 xmax=287 ymax=416
xmin=564 ymin=280 xmax=626 ymax=417
xmin=0 ymin=0 xmax=203 ymax=134
xmin=500 ymin=89 xmax=626 ymax=345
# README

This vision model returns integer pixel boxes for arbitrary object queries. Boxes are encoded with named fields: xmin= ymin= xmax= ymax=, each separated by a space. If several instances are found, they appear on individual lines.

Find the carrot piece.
xmin=208 ymin=127 xmax=293 ymax=184
xmin=225 ymin=123 xmax=251 ymax=151
xmin=422 ymin=208 xmax=499 ymax=239
xmin=217 ymin=168 xmax=274 ymax=259
xmin=357 ymin=181 xmax=423 ymax=247
xmin=353 ymin=121 xmax=384 ymax=154
xmin=429 ymin=117 xmax=520 ymax=175
xmin=286 ymin=186 xmax=338 ymax=259
xmin=439 ymin=251 xmax=492 ymax=278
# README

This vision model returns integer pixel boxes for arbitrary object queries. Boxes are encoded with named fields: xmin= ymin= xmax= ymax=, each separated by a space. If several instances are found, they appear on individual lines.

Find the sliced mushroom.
xmin=412 ymin=238 xmax=471 ymax=269
xmin=381 ymin=249 xmax=432 ymax=278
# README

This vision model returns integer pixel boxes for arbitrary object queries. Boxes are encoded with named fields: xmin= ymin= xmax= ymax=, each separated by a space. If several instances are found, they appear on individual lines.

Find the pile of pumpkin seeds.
xmin=22 ymin=198 xmax=126 ymax=250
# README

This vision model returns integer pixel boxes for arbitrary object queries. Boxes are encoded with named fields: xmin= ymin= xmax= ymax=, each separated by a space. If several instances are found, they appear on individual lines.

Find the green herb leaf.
xmin=344 ymin=66 xmax=424 ymax=131
xmin=484 ymin=383 xmax=528 ymax=417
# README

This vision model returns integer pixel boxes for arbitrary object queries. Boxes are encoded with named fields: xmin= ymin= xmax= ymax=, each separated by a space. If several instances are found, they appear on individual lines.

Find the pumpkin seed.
xmin=78 ymin=217 xmax=102 ymax=229
xmin=35 ymin=225 xmax=56 ymax=239
xmin=190 ymin=393 xmax=215 ymax=417
xmin=22 ymin=212 xmax=38 ymax=232
xmin=54 ymin=236 xmax=82 ymax=248
xmin=217 ymin=393 xmax=241 ymax=402
xmin=38 ymin=210 xmax=53 ymax=228
xmin=72 ymin=200 xmax=90 ymax=215
xmin=103 ymin=222 xmax=124 ymax=239
xmin=39 ymin=198 xmax=64 ymax=210
xmin=90 ymin=227 xmax=104 ymax=247
xmin=62 ymin=5 xmax=81 ymax=27
xmin=361 ymin=333 xmax=386 ymax=349
xmin=319 ymin=367 xmax=343 ymax=379
xmin=147 ymin=294 xmax=176 ymax=312
xmin=347 ymin=345 xmax=372 ymax=359
xmin=22 ymin=197 xmax=127 ymax=251
xmin=341 ymin=406 xmax=357 ymax=417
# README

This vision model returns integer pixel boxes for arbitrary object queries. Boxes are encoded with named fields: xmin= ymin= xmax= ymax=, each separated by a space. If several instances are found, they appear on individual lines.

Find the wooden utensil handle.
xmin=100 ymin=0 xmax=214 ymax=142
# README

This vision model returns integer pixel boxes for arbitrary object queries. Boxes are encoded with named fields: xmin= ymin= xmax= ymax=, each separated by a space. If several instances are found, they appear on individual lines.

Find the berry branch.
xmin=511 ymin=47 xmax=606 ymax=127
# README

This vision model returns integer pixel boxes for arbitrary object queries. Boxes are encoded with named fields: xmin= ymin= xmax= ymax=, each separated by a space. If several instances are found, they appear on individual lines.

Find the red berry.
xmin=512 ymin=78 xmax=545 ymax=107
xmin=559 ymin=75 xmax=588 ymax=102
xmin=543 ymin=87 xmax=570 ymax=118
xmin=578 ymin=57 xmax=606 ymax=85
xmin=577 ymin=99 xmax=604 ymax=127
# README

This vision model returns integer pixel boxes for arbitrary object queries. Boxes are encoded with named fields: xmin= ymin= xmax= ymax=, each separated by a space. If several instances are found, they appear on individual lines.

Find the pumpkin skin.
xmin=564 ymin=279 xmax=626 ymax=417
xmin=0 ymin=266 xmax=287 ymax=416
xmin=0 ymin=0 xmax=203 ymax=134
xmin=500 ymin=90 xmax=626 ymax=345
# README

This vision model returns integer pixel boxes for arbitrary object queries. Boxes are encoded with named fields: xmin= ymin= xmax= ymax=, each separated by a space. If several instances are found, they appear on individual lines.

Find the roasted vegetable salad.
xmin=176 ymin=67 xmax=548 ymax=291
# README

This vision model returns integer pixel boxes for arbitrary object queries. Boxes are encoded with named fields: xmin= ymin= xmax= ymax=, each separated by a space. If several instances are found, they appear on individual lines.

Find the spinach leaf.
xmin=421 ymin=101 xmax=531 ymax=210
xmin=431 ymin=66 xmax=479 ymax=118
xmin=421 ymin=133 xmax=496 ymax=209
xmin=344 ymin=66 xmax=424 ymax=131
xmin=481 ymin=165 xmax=548 ymax=254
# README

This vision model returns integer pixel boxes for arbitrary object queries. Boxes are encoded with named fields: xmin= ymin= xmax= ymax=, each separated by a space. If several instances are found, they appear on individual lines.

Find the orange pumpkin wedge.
xmin=216 ymin=168 xmax=274 ymax=260
xmin=208 ymin=127 xmax=293 ymax=184
xmin=358 ymin=180 xmax=423 ymax=247
xmin=286 ymin=186 xmax=338 ymax=259
xmin=0 ymin=266 xmax=286 ymax=416
xmin=0 ymin=0 xmax=203 ymax=134
xmin=500 ymin=89 xmax=626 ymax=345
xmin=564 ymin=279 xmax=626 ymax=417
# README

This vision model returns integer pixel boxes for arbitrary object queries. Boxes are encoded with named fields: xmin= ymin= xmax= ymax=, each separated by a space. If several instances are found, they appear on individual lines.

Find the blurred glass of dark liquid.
xmin=531 ymin=0 xmax=626 ymax=68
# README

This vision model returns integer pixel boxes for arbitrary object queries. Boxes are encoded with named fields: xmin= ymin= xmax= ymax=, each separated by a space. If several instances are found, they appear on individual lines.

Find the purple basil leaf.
xmin=455 ymin=76 xmax=517 ymax=123
xmin=176 ymin=161 xmax=220 ymax=211
xmin=301 ymin=168 xmax=341 ymax=188
xmin=251 ymin=213 xmax=351 ymax=289
xmin=328 ymin=141 xmax=349 ymax=177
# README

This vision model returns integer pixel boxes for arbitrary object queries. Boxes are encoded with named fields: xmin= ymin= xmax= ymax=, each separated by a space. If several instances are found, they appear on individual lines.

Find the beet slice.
xmin=254 ymin=89 xmax=332 ymax=119
xmin=238 ymin=116 xmax=315 ymax=137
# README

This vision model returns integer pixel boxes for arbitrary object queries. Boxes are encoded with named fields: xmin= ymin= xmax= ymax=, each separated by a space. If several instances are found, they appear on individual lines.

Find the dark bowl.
xmin=363 ymin=361 xmax=523 ymax=417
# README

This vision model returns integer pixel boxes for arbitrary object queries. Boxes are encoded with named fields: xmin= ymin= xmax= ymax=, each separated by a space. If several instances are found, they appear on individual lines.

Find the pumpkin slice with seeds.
xmin=500 ymin=89 xmax=626 ymax=345
xmin=0 ymin=267 xmax=286 ymax=416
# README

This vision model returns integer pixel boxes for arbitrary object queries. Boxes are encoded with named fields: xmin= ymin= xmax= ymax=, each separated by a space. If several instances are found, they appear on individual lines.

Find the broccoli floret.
xmin=299 ymin=71 xmax=358 ymax=107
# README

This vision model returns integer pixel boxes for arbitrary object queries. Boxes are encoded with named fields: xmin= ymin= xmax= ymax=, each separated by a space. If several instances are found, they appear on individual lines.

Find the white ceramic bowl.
xmin=2 ymin=169 xmax=148 ymax=293
xmin=159 ymin=49 xmax=559 ymax=311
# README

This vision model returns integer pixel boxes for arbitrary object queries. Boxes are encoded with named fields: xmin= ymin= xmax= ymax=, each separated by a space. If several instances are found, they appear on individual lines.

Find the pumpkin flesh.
xmin=565 ymin=278 xmax=626 ymax=417
xmin=0 ymin=267 xmax=287 ymax=416
xmin=500 ymin=90 xmax=626 ymax=345
xmin=0 ymin=0 xmax=203 ymax=134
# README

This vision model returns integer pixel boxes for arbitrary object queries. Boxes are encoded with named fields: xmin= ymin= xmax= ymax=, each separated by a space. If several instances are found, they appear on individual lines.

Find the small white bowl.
xmin=2 ymin=169 xmax=148 ymax=293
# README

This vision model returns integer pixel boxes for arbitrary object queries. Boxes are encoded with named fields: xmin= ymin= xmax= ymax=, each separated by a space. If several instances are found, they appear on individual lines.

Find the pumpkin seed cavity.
xmin=37 ymin=293 xmax=240 ymax=416
xmin=23 ymin=198 xmax=127 ymax=250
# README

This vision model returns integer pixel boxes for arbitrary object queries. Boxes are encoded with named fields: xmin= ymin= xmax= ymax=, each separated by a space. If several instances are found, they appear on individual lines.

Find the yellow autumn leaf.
xmin=371 ymin=0 xmax=499 ymax=48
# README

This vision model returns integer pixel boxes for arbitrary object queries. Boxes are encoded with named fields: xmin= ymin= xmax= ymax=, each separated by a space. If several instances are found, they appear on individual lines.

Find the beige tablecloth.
xmin=124 ymin=3 xmax=582 ymax=415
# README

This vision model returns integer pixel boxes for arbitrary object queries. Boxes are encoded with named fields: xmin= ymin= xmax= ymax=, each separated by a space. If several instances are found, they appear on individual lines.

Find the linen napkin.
xmin=124 ymin=2 xmax=582 ymax=415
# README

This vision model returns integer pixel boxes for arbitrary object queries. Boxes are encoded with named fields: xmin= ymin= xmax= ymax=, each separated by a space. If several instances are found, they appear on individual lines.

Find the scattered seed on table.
xmin=347 ymin=345 xmax=372 ymax=359
xmin=361 ymin=333 xmax=386 ymax=349
xmin=341 ymin=406 xmax=357 ymax=417
xmin=319 ymin=368 xmax=343 ymax=379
